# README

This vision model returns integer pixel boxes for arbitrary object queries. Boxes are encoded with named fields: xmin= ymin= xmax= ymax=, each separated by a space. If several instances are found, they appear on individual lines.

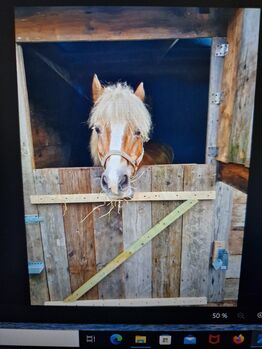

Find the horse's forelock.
xmin=96 ymin=85 xmax=150 ymax=133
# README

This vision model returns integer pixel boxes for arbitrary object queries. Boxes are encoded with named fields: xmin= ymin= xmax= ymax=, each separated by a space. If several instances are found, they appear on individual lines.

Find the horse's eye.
xmin=94 ymin=126 xmax=101 ymax=134
xmin=134 ymin=130 xmax=141 ymax=136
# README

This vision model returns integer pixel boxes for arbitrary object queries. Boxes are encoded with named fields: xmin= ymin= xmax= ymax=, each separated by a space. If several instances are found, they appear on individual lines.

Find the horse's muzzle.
xmin=101 ymin=173 xmax=132 ymax=199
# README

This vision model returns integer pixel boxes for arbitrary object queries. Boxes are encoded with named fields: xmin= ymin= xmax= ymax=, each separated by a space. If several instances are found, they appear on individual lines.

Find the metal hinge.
xmin=28 ymin=261 xmax=45 ymax=275
xmin=212 ymin=241 xmax=229 ymax=271
xmin=25 ymin=214 xmax=43 ymax=224
xmin=211 ymin=92 xmax=224 ymax=105
xmin=215 ymin=43 xmax=229 ymax=57
xmin=208 ymin=146 xmax=218 ymax=157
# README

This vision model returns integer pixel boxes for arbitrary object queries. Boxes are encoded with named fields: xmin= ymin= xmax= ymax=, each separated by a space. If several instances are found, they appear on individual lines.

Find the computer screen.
xmin=1 ymin=1 xmax=262 ymax=348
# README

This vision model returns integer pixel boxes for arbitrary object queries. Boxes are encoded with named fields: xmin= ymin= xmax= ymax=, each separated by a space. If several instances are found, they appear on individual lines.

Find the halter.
xmin=99 ymin=148 xmax=144 ymax=172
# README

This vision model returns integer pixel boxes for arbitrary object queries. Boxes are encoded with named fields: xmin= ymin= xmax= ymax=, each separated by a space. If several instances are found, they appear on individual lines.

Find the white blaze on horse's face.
xmin=102 ymin=122 xmax=133 ymax=197
xmin=89 ymin=74 xmax=151 ymax=199
xmin=96 ymin=119 xmax=144 ymax=199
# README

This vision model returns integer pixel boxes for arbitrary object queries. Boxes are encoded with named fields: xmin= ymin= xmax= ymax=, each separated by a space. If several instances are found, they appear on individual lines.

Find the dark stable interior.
xmin=22 ymin=38 xmax=211 ymax=168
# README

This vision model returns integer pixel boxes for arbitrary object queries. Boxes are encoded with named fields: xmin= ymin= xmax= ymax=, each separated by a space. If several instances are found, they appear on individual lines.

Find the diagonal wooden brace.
xmin=64 ymin=199 xmax=198 ymax=302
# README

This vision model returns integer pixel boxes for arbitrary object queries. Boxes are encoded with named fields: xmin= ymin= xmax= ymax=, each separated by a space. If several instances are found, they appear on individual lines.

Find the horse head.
xmin=88 ymin=74 xmax=151 ymax=199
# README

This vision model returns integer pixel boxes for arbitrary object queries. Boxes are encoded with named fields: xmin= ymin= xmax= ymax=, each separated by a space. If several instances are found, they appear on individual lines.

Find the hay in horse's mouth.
xmin=78 ymin=170 xmax=146 ymax=222
xmin=79 ymin=198 xmax=131 ymax=223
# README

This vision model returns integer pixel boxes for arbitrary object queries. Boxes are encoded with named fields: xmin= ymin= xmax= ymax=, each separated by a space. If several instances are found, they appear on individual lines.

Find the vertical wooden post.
xmin=122 ymin=167 xmax=152 ymax=298
xmin=16 ymin=44 xmax=49 ymax=304
xmin=151 ymin=165 xmax=184 ymax=298
xmin=180 ymin=164 xmax=216 ymax=298
xmin=205 ymin=37 xmax=227 ymax=164
xmin=59 ymin=168 xmax=98 ymax=300
xmin=217 ymin=9 xmax=260 ymax=167
xmin=90 ymin=167 xmax=126 ymax=299
xmin=34 ymin=169 xmax=71 ymax=300
xmin=208 ymin=182 xmax=233 ymax=302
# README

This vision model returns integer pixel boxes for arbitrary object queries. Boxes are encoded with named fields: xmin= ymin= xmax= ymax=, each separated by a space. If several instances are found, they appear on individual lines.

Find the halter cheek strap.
xmin=99 ymin=148 xmax=144 ymax=172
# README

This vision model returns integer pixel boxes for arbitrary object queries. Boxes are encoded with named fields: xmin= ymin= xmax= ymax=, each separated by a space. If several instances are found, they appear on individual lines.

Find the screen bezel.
xmin=1 ymin=0 xmax=262 ymax=325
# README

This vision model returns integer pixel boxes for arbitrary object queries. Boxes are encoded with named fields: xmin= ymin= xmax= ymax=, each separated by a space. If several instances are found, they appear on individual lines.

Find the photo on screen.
xmin=14 ymin=6 xmax=260 ymax=306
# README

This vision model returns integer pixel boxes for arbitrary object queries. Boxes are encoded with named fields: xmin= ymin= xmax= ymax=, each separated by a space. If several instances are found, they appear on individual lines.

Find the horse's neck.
xmin=140 ymin=142 xmax=174 ymax=167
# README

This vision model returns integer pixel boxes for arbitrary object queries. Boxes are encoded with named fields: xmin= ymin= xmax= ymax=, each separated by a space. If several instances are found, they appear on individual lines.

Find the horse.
xmin=88 ymin=74 xmax=174 ymax=199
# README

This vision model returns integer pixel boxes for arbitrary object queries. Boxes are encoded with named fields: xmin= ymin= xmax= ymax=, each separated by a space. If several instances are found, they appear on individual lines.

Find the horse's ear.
xmin=92 ymin=74 xmax=103 ymax=103
xmin=134 ymin=82 xmax=145 ymax=101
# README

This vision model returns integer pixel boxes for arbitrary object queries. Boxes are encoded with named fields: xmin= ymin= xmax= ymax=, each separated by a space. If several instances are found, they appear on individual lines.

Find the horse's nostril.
xmin=119 ymin=174 xmax=129 ymax=190
xmin=101 ymin=175 xmax=108 ymax=189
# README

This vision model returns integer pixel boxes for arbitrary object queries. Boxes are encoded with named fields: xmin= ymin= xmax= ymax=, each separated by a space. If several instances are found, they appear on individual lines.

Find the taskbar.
xmin=79 ymin=329 xmax=262 ymax=348
xmin=1 ymin=324 xmax=262 ymax=348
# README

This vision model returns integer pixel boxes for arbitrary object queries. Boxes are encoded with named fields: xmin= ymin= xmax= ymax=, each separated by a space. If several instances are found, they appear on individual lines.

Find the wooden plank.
xmin=217 ymin=9 xmax=260 ymax=166
xmin=65 ymin=200 xmax=198 ymax=302
xmin=226 ymin=255 xmax=242 ymax=279
xmin=230 ymin=9 xmax=260 ymax=167
xmin=59 ymin=168 xmax=98 ymax=299
xmin=180 ymin=164 xmax=216 ymax=298
xmin=224 ymin=278 xmax=240 ymax=300
xmin=122 ymin=167 xmax=152 ymax=298
xmin=151 ymin=165 xmax=184 ymax=298
xmin=229 ymin=230 xmax=244 ymax=255
xmin=217 ymin=10 xmax=243 ymax=164
xmin=205 ymin=37 xmax=226 ymax=164
xmin=34 ymin=168 xmax=71 ymax=300
xmin=15 ymin=7 xmax=233 ymax=43
xmin=232 ymin=186 xmax=247 ymax=205
xmin=229 ymin=186 xmax=246 ymax=255
xmin=231 ymin=204 xmax=246 ymax=229
xmin=218 ymin=161 xmax=249 ymax=193
xmin=90 ymin=167 xmax=125 ymax=299
xmin=16 ymin=44 xmax=49 ymax=305
xmin=208 ymin=182 xmax=233 ymax=302
xmin=46 ymin=296 xmax=207 ymax=307
xmin=30 ymin=190 xmax=216 ymax=204
xmin=206 ymin=300 xmax=237 ymax=307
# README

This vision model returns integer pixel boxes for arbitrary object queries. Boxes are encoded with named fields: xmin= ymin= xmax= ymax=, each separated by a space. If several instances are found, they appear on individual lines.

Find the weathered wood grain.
xmin=152 ymin=165 xmax=184 ymax=297
xmin=217 ymin=9 xmax=243 ymax=164
xmin=231 ymin=187 xmax=247 ymax=229
xmin=15 ymin=7 xmax=233 ymax=43
xmin=226 ymin=255 xmax=242 ymax=279
xmin=45 ymin=296 xmax=207 ymax=307
xmin=232 ymin=186 xmax=247 ymax=205
xmin=229 ymin=9 xmax=260 ymax=167
xmin=229 ymin=187 xmax=246 ymax=255
xmin=217 ymin=9 xmax=260 ymax=166
xmin=59 ymin=168 xmax=98 ymax=299
xmin=180 ymin=164 xmax=216 ymax=297
xmin=229 ymin=230 xmax=244 ymax=255
xmin=122 ymin=167 xmax=152 ymax=298
xmin=224 ymin=278 xmax=240 ymax=300
xmin=64 ymin=198 xmax=198 ymax=302
xmin=30 ymin=190 xmax=216 ymax=204
xmin=231 ymin=204 xmax=246 ymax=229
xmin=208 ymin=182 xmax=233 ymax=302
xmin=16 ymin=44 xmax=49 ymax=305
xmin=90 ymin=167 xmax=125 ymax=299
xmin=27 ymin=163 xmax=233 ymax=302
xmin=205 ymin=37 xmax=226 ymax=164
xmin=34 ymin=168 xmax=71 ymax=300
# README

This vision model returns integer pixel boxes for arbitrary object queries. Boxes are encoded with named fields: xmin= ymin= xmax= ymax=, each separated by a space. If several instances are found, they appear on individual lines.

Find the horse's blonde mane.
xmin=88 ymin=82 xmax=152 ymax=165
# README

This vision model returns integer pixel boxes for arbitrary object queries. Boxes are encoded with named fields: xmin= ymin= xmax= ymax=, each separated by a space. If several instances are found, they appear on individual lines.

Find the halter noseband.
xmin=99 ymin=148 xmax=144 ymax=172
